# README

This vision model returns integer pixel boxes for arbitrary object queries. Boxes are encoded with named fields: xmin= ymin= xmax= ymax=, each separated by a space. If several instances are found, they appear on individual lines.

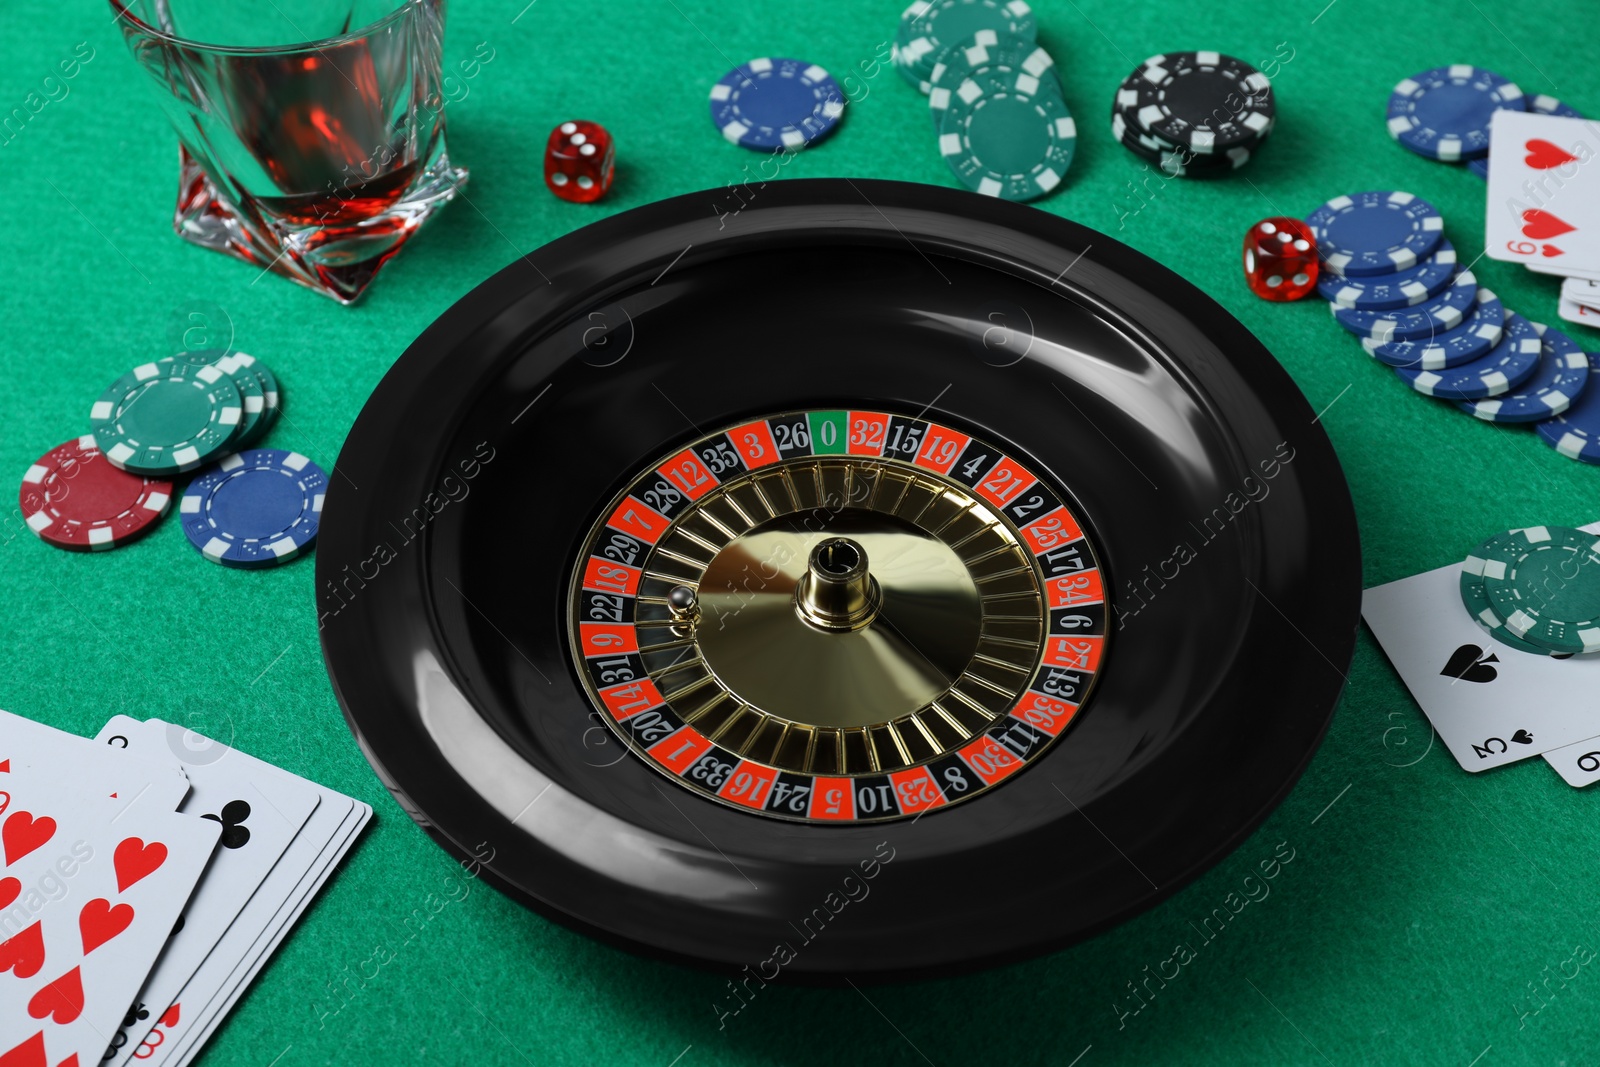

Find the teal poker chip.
xmin=1460 ymin=531 xmax=1568 ymax=657
xmin=214 ymin=353 xmax=266 ymax=449
xmin=927 ymin=34 xmax=1059 ymax=129
xmin=1480 ymin=525 xmax=1600 ymax=655
xmin=1394 ymin=306 xmax=1539 ymax=399
xmin=90 ymin=360 xmax=243 ymax=475
xmin=251 ymin=357 xmax=281 ymax=442
xmin=937 ymin=72 xmax=1074 ymax=201
xmin=896 ymin=0 xmax=1037 ymax=93
xmin=1462 ymin=320 xmax=1590 ymax=423
xmin=1361 ymin=287 xmax=1505 ymax=370
xmin=225 ymin=352 xmax=281 ymax=448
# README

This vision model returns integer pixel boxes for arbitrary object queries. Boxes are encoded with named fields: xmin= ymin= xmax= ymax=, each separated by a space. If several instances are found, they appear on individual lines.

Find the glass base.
xmin=172 ymin=144 xmax=468 ymax=305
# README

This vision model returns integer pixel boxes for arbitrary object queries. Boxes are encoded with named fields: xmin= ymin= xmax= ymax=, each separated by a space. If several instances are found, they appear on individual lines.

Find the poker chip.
xmin=896 ymin=0 xmax=1037 ymax=93
xmin=168 ymin=350 xmax=280 ymax=444
xmin=1470 ymin=95 xmax=1584 ymax=178
xmin=1124 ymin=51 xmax=1274 ymax=153
xmin=928 ymin=36 xmax=1058 ymax=129
xmin=1460 ymin=532 xmax=1566 ymax=657
xmin=937 ymin=72 xmax=1075 ymax=201
xmin=90 ymin=359 xmax=243 ymax=475
xmin=710 ymin=58 xmax=845 ymax=151
xmin=1316 ymin=240 xmax=1458 ymax=311
xmin=1109 ymin=52 xmax=1274 ymax=176
xmin=18 ymin=436 xmax=172 ymax=551
xmin=1331 ymin=269 xmax=1477 ymax=343
xmin=168 ymin=347 xmax=230 ymax=367
xmin=1394 ymin=306 xmax=1540 ymax=399
xmin=1387 ymin=65 xmax=1525 ymax=161
xmin=226 ymin=352 xmax=281 ymax=448
xmin=1526 ymin=93 xmax=1580 ymax=117
xmin=1462 ymin=320 xmax=1590 ymax=423
xmin=216 ymin=353 xmax=267 ymax=449
xmin=1480 ymin=525 xmax=1600 ymax=655
xmin=1361 ymin=287 xmax=1505 ymax=370
xmin=926 ymin=29 xmax=1000 ymax=102
xmin=1305 ymin=191 xmax=1444 ymax=277
xmin=180 ymin=448 xmax=327 ymax=568
xmin=1112 ymin=107 xmax=1263 ymax=175
xmin=1535 ymin=350 xmax=1600 ymax=464
xmin=252 ymin=358 xmax=282 ymax=441
xmin=1113 ymin=112 xmax=1256 ymax=177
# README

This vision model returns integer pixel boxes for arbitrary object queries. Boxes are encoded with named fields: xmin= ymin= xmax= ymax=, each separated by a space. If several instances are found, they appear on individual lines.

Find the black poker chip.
xmin=1111 ymin=50 xmax=1275 ymax=175
xmin=1111 ymin=109 xmax=1261 ymax=178
xmin=318 ymin=178 xmax=1360 ymax=980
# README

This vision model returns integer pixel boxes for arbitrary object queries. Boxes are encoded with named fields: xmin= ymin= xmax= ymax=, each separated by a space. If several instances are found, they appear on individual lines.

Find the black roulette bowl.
xmin=317 ymin=177 xmax=1361 ymax=982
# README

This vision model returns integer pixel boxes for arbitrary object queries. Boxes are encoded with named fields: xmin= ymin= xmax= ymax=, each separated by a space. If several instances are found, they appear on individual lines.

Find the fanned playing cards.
xmin=1484 ymin=111 xmax=1600 ymax=326
xmin=0 ymin=710 xmax=370 ymax=1067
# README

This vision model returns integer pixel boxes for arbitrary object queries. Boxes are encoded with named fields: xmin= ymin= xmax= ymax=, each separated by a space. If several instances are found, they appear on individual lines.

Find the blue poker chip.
xmin=180 ymin=448 xmax=327 ymax=568
xmin=1361 ymin=287 xmax=1505 ymax=369
xmin=1470 ymin=94 xmax=1585 ymax=179
xmin=1332 ymin=268 xmax=1476 ymax=342
xmin=1387 ymin=65 xmax=1525 ymax=161
xmin=1305 ymin=191 xmax=1445 ymax=276
xmin=1535 ymin=347 xmax=1600 ymax=463
xmin=710 ymin=58 xmax=845 ymax=151
xmin=1396 ymin=310 xmax=1541 ymax=399
xmin=1317 ymin=240 xmax=1457 ymax=310
xmin=1463 ymin=319 xmax=1591 ymax=422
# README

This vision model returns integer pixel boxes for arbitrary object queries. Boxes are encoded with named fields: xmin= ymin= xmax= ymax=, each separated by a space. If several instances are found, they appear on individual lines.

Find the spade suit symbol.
xmin=1441 ymin=644 xmax=1499 ymax=684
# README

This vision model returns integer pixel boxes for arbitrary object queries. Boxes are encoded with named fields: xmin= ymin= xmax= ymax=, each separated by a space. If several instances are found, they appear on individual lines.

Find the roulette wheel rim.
xmin=318 ymin=177 xmax=1361 ymax=981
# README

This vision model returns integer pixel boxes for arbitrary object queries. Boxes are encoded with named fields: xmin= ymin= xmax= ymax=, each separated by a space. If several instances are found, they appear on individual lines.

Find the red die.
xmin=1243 ymin=217 xmax=1318 ymax=301
xmin=544 ymin=120 xmax=615 ymax=203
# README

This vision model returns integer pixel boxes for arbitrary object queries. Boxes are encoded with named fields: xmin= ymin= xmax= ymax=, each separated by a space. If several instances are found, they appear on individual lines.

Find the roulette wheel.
xmin=318 ymin=178 xmax=1360 ymax=981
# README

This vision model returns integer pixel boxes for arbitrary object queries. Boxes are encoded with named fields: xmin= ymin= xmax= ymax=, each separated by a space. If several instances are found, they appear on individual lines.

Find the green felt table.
xmin=3 ymin=0 xmax=1599 ymax=1063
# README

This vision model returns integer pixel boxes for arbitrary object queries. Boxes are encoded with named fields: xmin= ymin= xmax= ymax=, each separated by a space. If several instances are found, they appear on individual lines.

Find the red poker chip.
xmin=19 ymin=436 xmax=173 ymax=551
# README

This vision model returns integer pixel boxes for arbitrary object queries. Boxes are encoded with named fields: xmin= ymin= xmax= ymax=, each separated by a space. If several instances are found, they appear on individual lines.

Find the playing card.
xmin=0 ymin=775 xmax=220 ymax=1067
xmin=0 ymin=708 xmax=190 ymax=812
xmin=1362 ymin=520 xmax=1600 ymax=772
xmin=1542 ymin=734 xmax=1600 ymax=787
xmin=124 ymin=719 xmax=370 ymax=1067
xmin=150 ymin=798 xmax=372 ymax=1067
xmin=1561 ymin=277 xmax=1600 ymax=310
xmin=1485 ymin=112 xmax=1600 ymax=276
xmin=92 ymin=717 xmax=321 ymax=1067
xmin=1528 ymin=261 xmax=1600 ymax=282
xmin=1558 ymin=295 xmax=1600 ymax=328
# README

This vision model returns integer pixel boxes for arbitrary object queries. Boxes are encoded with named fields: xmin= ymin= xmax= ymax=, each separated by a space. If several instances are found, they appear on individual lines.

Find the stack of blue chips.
xmin=1305 ymin=190 xmax=1600 ymax=463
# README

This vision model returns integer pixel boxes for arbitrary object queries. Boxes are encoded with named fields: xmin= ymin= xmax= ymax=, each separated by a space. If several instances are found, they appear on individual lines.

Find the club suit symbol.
xmin=201 ymin=799 xmax=251 ymax=849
